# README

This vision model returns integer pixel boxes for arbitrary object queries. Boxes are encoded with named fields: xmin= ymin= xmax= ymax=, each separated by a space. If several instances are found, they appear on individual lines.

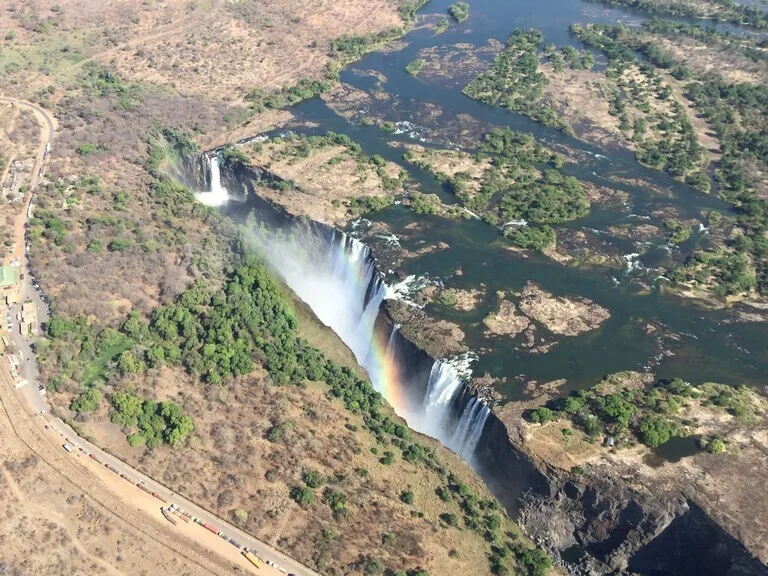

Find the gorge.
xmin=195 ymin=152 xmax=768 ymax=576
xmin=201 ymin=154 xmax=492 ymax=466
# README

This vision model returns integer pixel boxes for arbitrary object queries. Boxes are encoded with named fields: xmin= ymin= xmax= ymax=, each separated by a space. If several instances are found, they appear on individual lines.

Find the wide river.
xmin=256 ymin=0 xmax=768 ymax=399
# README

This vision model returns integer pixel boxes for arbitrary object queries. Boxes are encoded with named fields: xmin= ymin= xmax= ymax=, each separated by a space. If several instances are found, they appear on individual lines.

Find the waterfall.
xmin=412 ymin=354 xmax=490 ymax=462
xmin=196 ymin=155 xmax=230 ymax=207
xmin=207 ymin=158 xmax=490 ymax=463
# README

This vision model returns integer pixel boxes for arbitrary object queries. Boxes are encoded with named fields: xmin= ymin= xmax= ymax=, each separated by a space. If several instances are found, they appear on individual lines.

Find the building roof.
xmin=0 ymin=266 xmax=19 ymax=288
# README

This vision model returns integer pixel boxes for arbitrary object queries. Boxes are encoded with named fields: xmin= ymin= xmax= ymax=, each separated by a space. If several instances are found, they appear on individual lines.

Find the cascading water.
xmin=414 ymin=353 xmax=491 ymax=463
xmin=211 ymin=159 xmax=490 ymax=464
xmin=196 ymin=155 xmax=230 ymax=207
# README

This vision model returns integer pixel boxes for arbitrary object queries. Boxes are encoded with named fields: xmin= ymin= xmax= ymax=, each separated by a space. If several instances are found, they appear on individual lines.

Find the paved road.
xmin=0 ymin=97 xmax=320 ymax=576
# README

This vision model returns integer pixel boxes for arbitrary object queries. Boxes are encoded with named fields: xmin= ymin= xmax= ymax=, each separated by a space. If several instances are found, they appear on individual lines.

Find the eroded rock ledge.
xmin=519 ymin=282 xmax=610 ymax=336
xmin=384 ymin=299 xmax=467 ymax=359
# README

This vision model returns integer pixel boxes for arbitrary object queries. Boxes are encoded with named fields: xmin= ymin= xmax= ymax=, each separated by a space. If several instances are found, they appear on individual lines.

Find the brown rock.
xmin=519 ymin=282 xmax=610 ymax=336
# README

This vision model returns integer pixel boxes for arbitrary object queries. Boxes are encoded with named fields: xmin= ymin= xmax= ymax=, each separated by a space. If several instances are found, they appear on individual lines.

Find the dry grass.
xmin=525 ymin=419 xmax=602 ymax=470
xmin=396 ymin=142 xmax=490 ymax=200
xmin=0 ymin=0 xmax=404 ymax=101
xmin=653 ymin=34 xmax=768 ymax=85
xmin=0 ymin=370 xmax=219 ymax=576
xmin=243 ymin=137 xmax=404 ymax=226
xmin=68 ymin=362 xmax=518 ymax=576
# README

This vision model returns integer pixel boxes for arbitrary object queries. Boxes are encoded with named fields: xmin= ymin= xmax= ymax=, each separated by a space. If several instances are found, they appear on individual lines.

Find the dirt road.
xmin=0 ymin=95 xmax=320 ymax=576
xmin=0 ymin=97 xmax=55 ymax=266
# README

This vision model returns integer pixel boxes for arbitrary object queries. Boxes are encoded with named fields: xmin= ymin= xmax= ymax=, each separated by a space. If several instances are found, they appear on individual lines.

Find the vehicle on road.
xmin=161 ymin=508 xmax=178 ymax=526
xmin=63 ymin=444 xmax=73 ymax=453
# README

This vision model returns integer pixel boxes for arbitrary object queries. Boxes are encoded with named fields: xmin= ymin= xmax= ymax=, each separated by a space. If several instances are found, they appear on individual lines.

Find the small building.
xmin=604 ymin=436 xmax=615 ymax=447
xmin=21 ymin=301 xmax=38 ymax=336
xmin=0 ymin=265 xmax=20 ymax=304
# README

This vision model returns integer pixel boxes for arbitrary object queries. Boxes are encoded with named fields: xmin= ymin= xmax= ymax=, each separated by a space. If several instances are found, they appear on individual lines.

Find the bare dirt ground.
xmin=518 ymin=281 xmax=611 ymax=336
xmin=520 ymin=372 xmax=768 ymax=565
xmin=396 ymin=142 xmax=491 ymax=198
xmin=483 ymin=296 xmax=531 ymax=338
xmin=0 ymin=360 xmax=233 ymax=576
xmin=654 ymin=34 xmax=768 ymax=85
xmin=0 ymin=0 xmax=404 ymax=101
xmin=542 ymin=62 xmax=719 ymax=169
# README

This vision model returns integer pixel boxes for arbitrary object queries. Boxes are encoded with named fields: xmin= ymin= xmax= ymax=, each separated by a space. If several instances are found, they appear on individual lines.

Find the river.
xmin=216 ymin=0 xmax=767 ymax=402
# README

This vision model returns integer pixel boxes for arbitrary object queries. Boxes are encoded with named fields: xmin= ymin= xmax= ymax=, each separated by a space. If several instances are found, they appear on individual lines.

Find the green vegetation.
xmin=110 ymin=390 xmax=194 ymax=448
xmin=436 ymin=18 xmax=450 ymax=34
xmin=569 ymin=24 xmax=708 ymax=189
xmin=528 ymin=407 xmax=553 ymax=424
xmin=39 ymin=316 xmax=134 ymax=388
xmin=405 ymin=59 xmax=425 ymax=76
xmin=408 ymin=192 xmax=439 ymax=215
xmin=76 ymin=142 xmax=108 ymax=156
xmin=664 ymin=220 xmax=691 ymax=245
xmin=699 ymin=435 xmax=726 ymax=454
xmin=504 ymin=225 xmax=556 ymax=252
xmin=81 ymin=62 xmax=142 ymax=110
xmin=464 ymin=29 xmax=563 ymax=129
xmin=70 ymin=388 xmax=102 ymax=414
xmin=568 ymin=20 xmax=768 ymax=296
xmin=399 ymin=0 xmax=431 ymax=23
xmin=330 ymin=28 xmax=406 ymax=64
xmin=528 ymin=374 xmax=760 ymax=449
xmin=290 ymin=485 xmax=315 ymax=507
xmin=303 ymin=469 xmax=324 ymax=488
xmin=637 ymin=415 xmax=678 ymax=448
xmin=244 ymin=78 xmax=330 ymax=113
xmin=497 ymin=169 xmax=588 ymax=224
xmin=590 ymin=0 xmax=768 ymax=29
xmin=448 ymin=2 xmax=470 ymax=23
xmin=403 ymin=128 xmax=588 ymax=233
xmin=349 ymin=195 xmax=394 ymax=215
xmin=219 ymin=144 xmax=251 ymax=170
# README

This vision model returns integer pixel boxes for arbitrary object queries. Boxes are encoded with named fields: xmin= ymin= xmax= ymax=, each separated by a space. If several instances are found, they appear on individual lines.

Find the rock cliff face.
xmin=203 ymin=155 xmax=768 ymax=576
xmin=475 ymin=413 xmax=768 ymax=576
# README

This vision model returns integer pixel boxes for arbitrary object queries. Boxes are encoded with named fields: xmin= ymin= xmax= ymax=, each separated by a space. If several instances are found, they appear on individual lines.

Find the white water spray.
xmin=409 ymin=351 xmax=489 ymax=461
xmin=250 ymin=222 xmax=490 ymax=461
xmin=196 ymin=155 xmax=230 ymax=207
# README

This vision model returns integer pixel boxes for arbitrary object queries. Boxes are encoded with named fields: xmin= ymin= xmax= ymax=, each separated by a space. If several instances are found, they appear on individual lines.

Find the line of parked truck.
xmin=52 ymin=420 xmax=297 ymax=574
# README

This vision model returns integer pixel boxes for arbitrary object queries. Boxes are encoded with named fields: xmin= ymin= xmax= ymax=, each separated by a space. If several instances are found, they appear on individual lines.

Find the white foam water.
xmin=196 ymin=155 xmax=230 ymax=207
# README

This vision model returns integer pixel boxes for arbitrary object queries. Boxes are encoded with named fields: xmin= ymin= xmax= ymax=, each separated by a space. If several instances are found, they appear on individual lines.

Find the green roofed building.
xmin=0 ymin=266 xmax=20 ymax=303
xmin=0 ymin=266 xmax=19 ymax=288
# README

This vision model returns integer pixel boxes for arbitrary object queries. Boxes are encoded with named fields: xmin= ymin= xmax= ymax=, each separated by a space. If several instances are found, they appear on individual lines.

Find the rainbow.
xmin=325 ymin=233 xmax=408 ymax=415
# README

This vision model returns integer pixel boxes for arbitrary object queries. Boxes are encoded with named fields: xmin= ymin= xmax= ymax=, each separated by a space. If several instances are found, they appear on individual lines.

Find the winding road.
xmin=0 ymin=97 xmax=320 ymax=576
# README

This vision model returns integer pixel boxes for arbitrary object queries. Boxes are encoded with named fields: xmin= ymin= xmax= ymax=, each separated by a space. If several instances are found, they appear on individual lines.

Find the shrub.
xmin=440 ymin=512 xmax=459 ymax=527
xmin=400 ymin=490 xmax=415 ymax=504
xmin=448 ymin=2 xmax=470 ymax=22
xmin=70 ymin=388 xmax=102 ymax=413
xmin=699 ymin=436 xmax=726 ymax=454
xmin=516 ymin=547 xmax=552 ymax=576
xmin=527 ymin=407 xmax=553 ymax=424
xmin=504 ymin=225 xmax=556 ymax=251
xmin=379 ymin=450 xmax=395 ymax=465
xmin=322 ymin=487 xmax=347 ymax=512
xmin=290 ymin=485 xmax=315 ymax=507
xmin=638 ymin=416 xmax=677 ymax=448
xmin=303 ymin=469 xmax=324 ymax=488
xmin=405 ymin=59 xmax=425 ymax=76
